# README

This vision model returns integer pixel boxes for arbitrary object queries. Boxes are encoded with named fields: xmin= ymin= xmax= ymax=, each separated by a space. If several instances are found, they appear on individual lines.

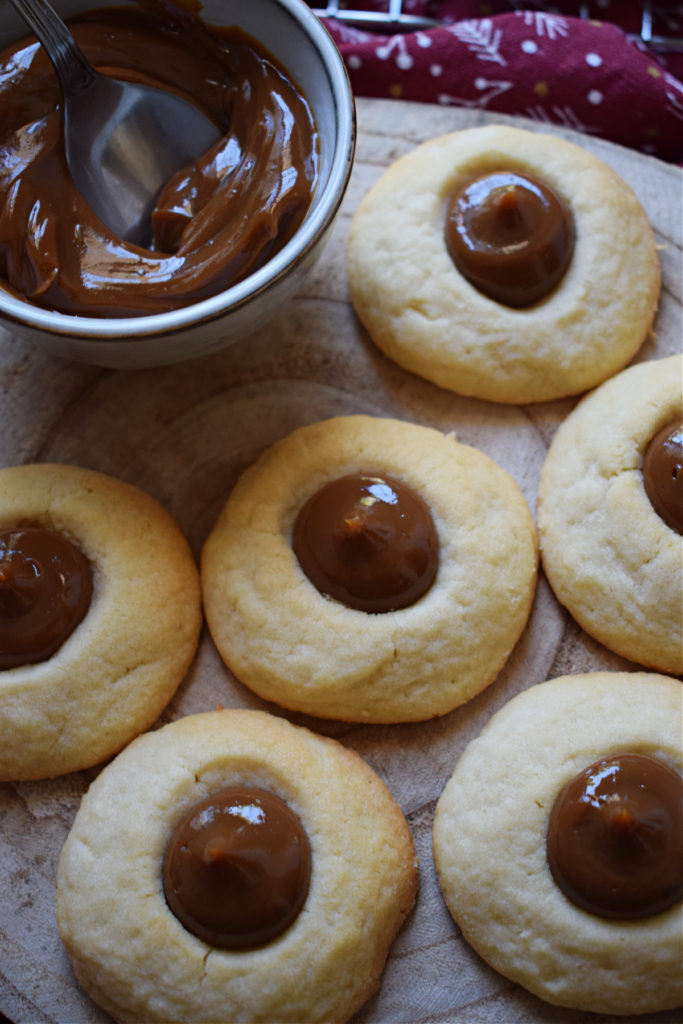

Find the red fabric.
xmin=319 ymin=2 xmax=683 ymax=163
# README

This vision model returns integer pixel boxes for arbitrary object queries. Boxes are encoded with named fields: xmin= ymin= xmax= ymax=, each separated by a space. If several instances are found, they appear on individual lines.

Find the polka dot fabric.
xmin=320 ymin=1 xmax=683 ymax=163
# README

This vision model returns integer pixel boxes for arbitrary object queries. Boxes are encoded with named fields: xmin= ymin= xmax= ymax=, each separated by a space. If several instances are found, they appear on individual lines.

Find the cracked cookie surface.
xmin=0 ymin=463 xmax=201 ymax=779
xmin=201 ymin=415 xmax=538 ymax=722
xmin=433 ymin=671 xmax=683 ymax=1015
xmin=56 ymin=708 xmax=417 ymax=1023
xmin=347 ymin=125 xmax=660 ymax=404
xmin=537 ymin=355 xmax=682 ymax=674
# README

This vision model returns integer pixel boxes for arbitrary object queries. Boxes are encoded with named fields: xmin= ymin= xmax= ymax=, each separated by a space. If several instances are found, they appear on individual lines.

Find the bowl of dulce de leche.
xmin=0 ymin=0 xmax=355 ymax=367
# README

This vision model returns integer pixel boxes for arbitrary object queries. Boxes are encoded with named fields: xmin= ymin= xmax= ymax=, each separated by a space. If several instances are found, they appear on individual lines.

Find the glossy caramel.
xmin=163 ymin=787 xmax=311 ymax=948
xmin=0 ymin=526 xmax=92 ymax=669
xmin=445 ymin=170 xmax=574 ymax=308
xmin=547 ymin=752 xmax=683 ymax=919
xmin=0 ymin=5 xmax=318 ymax=316
xmin=292 ymin=473 xmax=439 ymax=613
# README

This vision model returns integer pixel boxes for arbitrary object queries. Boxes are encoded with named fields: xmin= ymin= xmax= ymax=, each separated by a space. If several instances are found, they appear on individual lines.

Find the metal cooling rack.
xmin=310 ymin=1 xmax=683 ymax=50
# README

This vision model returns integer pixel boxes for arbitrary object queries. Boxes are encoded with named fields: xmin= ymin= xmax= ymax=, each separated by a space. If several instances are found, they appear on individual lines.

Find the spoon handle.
xmin=10 ymin=0 xmax=96 ymax=96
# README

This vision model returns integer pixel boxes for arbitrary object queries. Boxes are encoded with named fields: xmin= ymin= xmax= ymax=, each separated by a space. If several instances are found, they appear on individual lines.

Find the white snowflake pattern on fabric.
xmin=515 ymin=12 xmax=569 ymax=40
xmin=329 ymin=23 xmax=373 ymax=45
xmin=375 ymin=31 xmax=432 ymax=69
xmin=664 ymin=71 xmax=683 ymax=121
xmin=438 ymin=77 xmax=513 ymax=108
xmin=447 ymin=19 xmax=507 ymax=66
xmin=524 ymin=104 xmax=600 ymax=134
xmin=375 ymin=34 xmax=413 ymax=68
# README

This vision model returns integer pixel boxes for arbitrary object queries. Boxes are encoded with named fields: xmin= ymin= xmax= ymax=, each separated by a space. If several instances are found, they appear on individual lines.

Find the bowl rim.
xmin=0 ymin=0 xmax=356 ymax=342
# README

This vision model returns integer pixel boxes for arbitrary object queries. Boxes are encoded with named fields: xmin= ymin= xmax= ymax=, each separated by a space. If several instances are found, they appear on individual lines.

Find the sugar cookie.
xmin=0 ymin=463 xmax=201 ymax=779
xmin=347 ymin=125 xmax=660 ymax=404
xmin=433 ymin=671 xmax=683 ymax=1015
xmin=56 ymin=708 xmax=417 ymax=1023
xmin=201 ymin=415 xmax=538 ymax=722
xmin=537 ymin=355 xmax=682 ymax=675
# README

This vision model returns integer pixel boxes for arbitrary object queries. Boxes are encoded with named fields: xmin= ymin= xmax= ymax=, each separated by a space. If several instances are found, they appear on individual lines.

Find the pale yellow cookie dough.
xmin=0 ymin=464 xmax=201 ymax=780
xmin=537 ymin=354 xmax=682 ymax=675
xmin=347 ymin=125 xmax=660 ymax=404
xmin=201 ymin=415 xmax=538 ymax=722
xmin=433 ymin=671 xmax=683 ymax=1015
xmin=56 ymin=708 xmax=417 ymax=1024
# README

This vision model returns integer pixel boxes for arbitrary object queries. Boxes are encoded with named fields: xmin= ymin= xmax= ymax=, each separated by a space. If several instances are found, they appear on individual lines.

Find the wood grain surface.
xmin=0 ymin=99 xmax=681 ymax=1024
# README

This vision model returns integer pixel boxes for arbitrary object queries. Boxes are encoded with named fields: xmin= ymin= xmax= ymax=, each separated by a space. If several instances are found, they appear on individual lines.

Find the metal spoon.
xmin=10 ymin=0 xmax=222 ymax=247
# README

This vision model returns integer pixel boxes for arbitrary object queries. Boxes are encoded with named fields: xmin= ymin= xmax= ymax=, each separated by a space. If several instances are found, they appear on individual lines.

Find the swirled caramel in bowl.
xmin=642 ymin=419 xmax=683 ymax=535
xmin=0 ymin=5 xmax=318 ymax=317
xmin=0 ymin=526 xmax=93 ymax=669
xmin=163 ymin=787 xmax=311 ymax=949
xmin=292 ymin=473 xmax=439 ymax=613
xmin=445 ymin=170 xmax=575 ymax=308
xmin=547 ymin=752 xmax=683 ymax=920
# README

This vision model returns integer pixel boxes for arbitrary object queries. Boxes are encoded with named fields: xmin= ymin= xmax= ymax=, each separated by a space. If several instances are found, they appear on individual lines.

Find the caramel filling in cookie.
xmin=163 ymin=787 xmax=312 ymax=949
xmin=0 ymin=526 xmax=93 ymax=670
xmin=547 ymin=752 xmax=683 ymax=920
xmin=292 ymin=473 xmax=439 ymax=613
xmin=643 ymin=419 xmax=683 ymax=535
xmin=445 ymin=170 xmax=575 ymax=308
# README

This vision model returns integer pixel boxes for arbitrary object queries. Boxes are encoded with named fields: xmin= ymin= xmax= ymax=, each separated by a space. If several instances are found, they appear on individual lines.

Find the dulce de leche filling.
xmin=163 ymin=787 xmax=311 ymax=949
xmin=292 ymin=473 xmax=439 ymax=613
xmin=0 ymin=526 xmax=93 ymax=670
xmin=642 ymin=419 xmax=683 ymax=535
xmin=445 ymin=170 xmax=575 ymax=308
xmin=546 ymin=752 xmax=683 ymax=920
xmin=0 ymin=5 xmax=318 ymax=317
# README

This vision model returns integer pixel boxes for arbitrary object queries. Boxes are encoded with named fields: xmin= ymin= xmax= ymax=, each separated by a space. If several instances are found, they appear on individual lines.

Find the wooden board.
xmin=0 ymin=99 xmax=681 ymax=1024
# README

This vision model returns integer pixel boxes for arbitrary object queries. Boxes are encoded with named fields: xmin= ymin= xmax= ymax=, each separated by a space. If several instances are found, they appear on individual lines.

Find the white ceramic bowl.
xmin=0 ymin=0 xmax=355 ymax=368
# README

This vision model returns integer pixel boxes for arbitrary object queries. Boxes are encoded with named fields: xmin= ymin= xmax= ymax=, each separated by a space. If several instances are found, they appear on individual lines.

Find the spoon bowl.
xmin=10 ymin=0 xmax=222 ymax=246
xmin=0 ymin=0 xmax=355 ymax=368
